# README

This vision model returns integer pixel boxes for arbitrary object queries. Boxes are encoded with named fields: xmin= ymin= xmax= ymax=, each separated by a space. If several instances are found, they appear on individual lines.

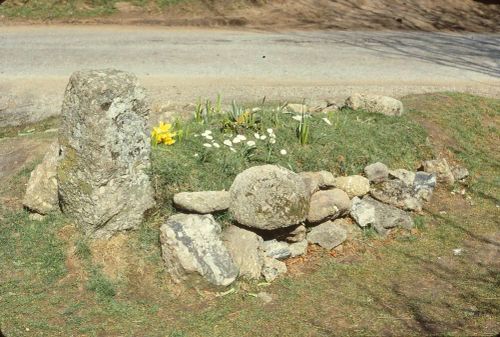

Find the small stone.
xmin=287 ymin=103 xmax=309 ymax=114
xmin=23 ymin=141 xmax=60 ymax=215
xmin=452 ymin=166 xmax=469 ymax=181
xmin=388 ymin=169 xmax=416 ymax=186
xmin=160 ymin=214 xmax=238 ymax=286
xmin=289 ymin=240 xmax=308 ymax=257
xmin=332 ymin=218 xmax=362 ymax=240
xmin=413 ymin=172 xmax=436 ymax=201
xmin=370 ymin=179 xmax=422 ymax=211
xmin=256 ymin=291 xmax=273 ymax=304
xmin=333 ymin=175 xmax=370 ymax=198
xmin=28 ymin=213 xmax=46 ymax=221
xmin=299 ymin=171 xmax=335 ymax=195
xmin=364 ymin=162 xmax=389 ymax=183
xmin=262 ymin=240 xmax=291 ymax=260
xmin=351 ymin=196 xmax=413 ymax=235
xmin=422 ymin=158 xmax=455 ymax=185
xmin=285 ymin=225 xmax=307 ymax=243
xmin=307 ymin=189 xmax=351 ymax=223
xmin=261 ymin=257 xmax=287 ymax=282
xmin=344 ymin=93 xmax=404 ymax=116
xmin=229 ymin=165 xmax=310 ymax=230
xmin=307 ymin=221 xmax=348 ymax=250
xmin=173 ymin=191 xmax=230 ymax=214
xmin=223 ymin=226 xmax=264 ymax=280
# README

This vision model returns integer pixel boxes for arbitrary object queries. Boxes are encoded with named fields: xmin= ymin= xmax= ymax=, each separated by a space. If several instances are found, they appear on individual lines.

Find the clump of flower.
xmin=151 ymin=122 xmax=176 ymax=145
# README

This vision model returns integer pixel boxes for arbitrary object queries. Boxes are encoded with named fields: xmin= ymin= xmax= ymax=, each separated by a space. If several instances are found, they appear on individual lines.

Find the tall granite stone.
xmin=58 ymin=69 xmax=154 ymax=238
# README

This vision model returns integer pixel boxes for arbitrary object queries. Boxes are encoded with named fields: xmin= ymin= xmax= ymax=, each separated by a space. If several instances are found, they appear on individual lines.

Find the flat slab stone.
xmin=173 ymin=191 xmax=230 ymax=214
xmin=160 ymin=213 xmax=238 ymax=286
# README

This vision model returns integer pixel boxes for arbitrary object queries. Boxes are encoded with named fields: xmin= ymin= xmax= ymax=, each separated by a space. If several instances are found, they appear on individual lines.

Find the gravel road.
xmin=1 ymin=25 xmax=499 ymax=126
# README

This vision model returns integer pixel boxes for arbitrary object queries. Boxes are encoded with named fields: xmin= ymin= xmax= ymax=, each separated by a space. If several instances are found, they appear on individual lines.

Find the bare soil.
xmin=2 ymin=0 xmax=500 ymax=32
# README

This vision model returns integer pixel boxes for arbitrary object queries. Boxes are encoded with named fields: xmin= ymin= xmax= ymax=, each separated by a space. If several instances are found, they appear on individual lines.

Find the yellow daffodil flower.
xmin=151 ymin=122 xmax=176 ymax=145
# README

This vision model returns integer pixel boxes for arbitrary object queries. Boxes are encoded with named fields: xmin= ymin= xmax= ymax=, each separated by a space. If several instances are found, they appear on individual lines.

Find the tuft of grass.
xmin=87 ymin=268 xmax=117 ymax=299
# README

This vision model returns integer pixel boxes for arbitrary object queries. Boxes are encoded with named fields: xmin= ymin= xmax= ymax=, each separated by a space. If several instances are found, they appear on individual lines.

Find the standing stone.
xmin=229 ymin=165 xmax=310 ymax=230
xmin=307 ymin=221 xmax=348 ymax=250
xmin=307 ymin=189 xmax=351 ymax=223
xmin=58 ymin=69 xmax=154 ymax=238
xmin=160 ymin=214 xmax=238 ymax=286
xmin=422 ymin=158 xmax=455 ymax=185
xmin=333 ymin=175 xmax=370 ymax=198
xmin=223 ymin=226 xmax=264 ymax=280
xmin=173 ymin=191 xmax=230 ymax=214
xmin=364 ymin=162 xmax=389 ymax=183
xmin=344 ymin=93 xmax=404 ymax=116
xmin=23 ymin=141 xmax=60 ymax=215
xmin=413 ymin=172 xmax=436 ymax=201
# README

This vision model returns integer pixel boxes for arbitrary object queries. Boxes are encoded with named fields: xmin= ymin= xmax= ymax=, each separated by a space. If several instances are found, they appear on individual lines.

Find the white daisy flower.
xmin=203 ymin=143 xmax=212 ymax=148
xmin=260 ymin=135 xmax=267 ymax=140
xmin=230 ymin=147 xmax=237 ymax=153
xmin=322 ymin=117 xmax=332 ymax=126
xmin=280 ymin=149 xmax=287 ymax=155
xmin=213 ymin=143 xmax=220 ymax=148
xmin=254 ymin=132 xmax=261 ymax=139
xmin=194 ymin=153 xmax=199 ymax=157
xmin=267 ymin=128 xmax=274 ymax=134
xmin=246 ymin=140 xmax=256 ymax=147
xmin=205 ymin=135 xmax=213 ymax=140
xmin=292 ymin=115 xmax=303 ymax=121
xmin=269 ymin=138 xmax=276 ymax=144
xmin=237 ymin=135 xmax=247 ymax=141
xmin=270 ymin=133 xmax=276 ymax=139
xmin=232 ymin=137 xmax=241 ymax=144
xmin=201 ymin=130 xmax=212 ymax=136
xmin=223 ymin=140 xmax=233 ymax=147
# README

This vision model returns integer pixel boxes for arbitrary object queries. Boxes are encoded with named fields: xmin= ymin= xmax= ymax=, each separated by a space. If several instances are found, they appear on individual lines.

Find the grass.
xmin=0 ymin=93 xmax=499 ymax=336
xmin=0 ymin=0 xmax=191 ymax=19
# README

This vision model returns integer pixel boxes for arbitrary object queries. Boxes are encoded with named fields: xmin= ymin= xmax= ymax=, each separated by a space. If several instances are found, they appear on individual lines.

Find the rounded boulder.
xmin=229 ymin=165 xmax=309 ymax=230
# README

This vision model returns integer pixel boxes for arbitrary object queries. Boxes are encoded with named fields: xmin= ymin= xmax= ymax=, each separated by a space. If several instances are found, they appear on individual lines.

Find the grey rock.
xmin=23 ymin=141 xmax=60 ymax=215
xmin=256 ymin=291 xmax=274 ymax=304
xmin=413 ymin=172 xmax=436 ymax=202
xmin=29 ymin=213 xmax=46 ymax=221
xmin=333 ymin=175 xmax=370 ymax=198
xmin=261 ymin=257 xmax=287 ymax=282
xmin=370 ymin=179 xmax=423 ymax=211
xmin=299 ymin=171 xmax=335 ymax=195
xmin=307 ymin=189 xmax=351 ymax=223
xmin=364 ymin=162 xmax=389 ymax=183
xmin=307 ymin=221 xmax=348 ymax=250
xmin=223 ymin=226 xmax=264 ymax=280
xmin=160 ymin=213 xmax=238 ymax=286
xmin=388 ymin=169 xmax=416 ymax=186
xmin=229 ymin=165 xmax=309 ymax=230
xmin=289 ymin=240 xmax=308 ymax=257
xmin=344 ymin=93 xmax=404 ymax=116
xmin=262 ymin=240 xmax=291 ymax=260
xmin=173 ymin=191 xmax=230 ymax=214
xmin=285 ymin=224 xmax=307 ymax=243
xmin=332 ymin=218 xmax=362 ymax=240
xmin=452 ymin=166 xmax=469 ymax=181
xmin=58 ymin=69 xmax=154 ymax=238
xmin=422 ymin=158 xmax=455 ymax=185
xmin=351 ymin=196 xmax=413 ymax=235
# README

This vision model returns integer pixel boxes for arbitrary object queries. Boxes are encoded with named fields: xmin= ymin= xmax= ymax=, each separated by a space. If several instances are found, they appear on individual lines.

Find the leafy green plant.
xmin=296 ymin=111 xmax=310 ymax=145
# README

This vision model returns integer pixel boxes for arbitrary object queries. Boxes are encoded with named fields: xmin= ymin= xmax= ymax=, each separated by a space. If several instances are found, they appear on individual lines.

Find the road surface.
xmin=1 ymin=25 xmax=499 ymax=126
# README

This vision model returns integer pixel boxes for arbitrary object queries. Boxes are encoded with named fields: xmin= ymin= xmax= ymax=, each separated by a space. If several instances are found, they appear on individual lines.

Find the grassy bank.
xmin=0 ymin=93 xmax=498 ymax=336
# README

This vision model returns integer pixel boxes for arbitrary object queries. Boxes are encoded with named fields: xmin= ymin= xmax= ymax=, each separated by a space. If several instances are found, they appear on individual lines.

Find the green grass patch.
xmin=151 ymin=103 xmax=432 ymax=214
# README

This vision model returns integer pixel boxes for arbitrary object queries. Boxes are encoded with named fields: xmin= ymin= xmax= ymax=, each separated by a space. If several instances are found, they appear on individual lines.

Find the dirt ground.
xmin=2 ymin=0 xmax=499 ymax=32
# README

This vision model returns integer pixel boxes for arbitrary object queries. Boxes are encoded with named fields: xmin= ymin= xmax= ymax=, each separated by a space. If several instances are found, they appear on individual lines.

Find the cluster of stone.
xmin=160 ymin=157 xmax=466 ymax=286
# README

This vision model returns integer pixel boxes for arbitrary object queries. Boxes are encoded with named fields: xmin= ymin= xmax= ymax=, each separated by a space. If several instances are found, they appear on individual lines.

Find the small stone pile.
xmin=160 ymin=158 xmax=468 ymax=286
